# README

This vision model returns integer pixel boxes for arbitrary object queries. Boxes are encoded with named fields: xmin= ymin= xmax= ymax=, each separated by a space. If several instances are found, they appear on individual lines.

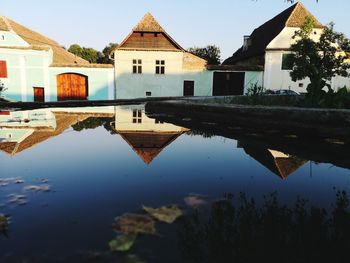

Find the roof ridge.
xmin=133 ymin=12 xmax=165 ymax=32
xmin=285 ymin=2 xmax=302 ymax=26
xmin=0 ymin=16 xmax=12 ymax=31
xmin=285 ymin=1 xmax=323 ymax=28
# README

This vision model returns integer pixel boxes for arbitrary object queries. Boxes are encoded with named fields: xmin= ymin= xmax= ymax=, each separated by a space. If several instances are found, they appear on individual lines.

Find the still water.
xmin=1 ymin=105 xmax=350 ymax=262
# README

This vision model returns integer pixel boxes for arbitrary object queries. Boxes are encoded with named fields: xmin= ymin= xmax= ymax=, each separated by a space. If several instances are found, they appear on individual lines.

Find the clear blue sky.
xmin=0 ymin=0 xmax=349 ymax=60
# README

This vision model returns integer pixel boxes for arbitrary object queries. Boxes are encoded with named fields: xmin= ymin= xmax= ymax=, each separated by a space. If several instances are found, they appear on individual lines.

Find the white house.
xmin=223 ymin=2 xmax=350 ymax=93
xmin=113 ymin=13 xmax=213 ymax=99
xmin=0 ymin=16 xmax=114 ymax=102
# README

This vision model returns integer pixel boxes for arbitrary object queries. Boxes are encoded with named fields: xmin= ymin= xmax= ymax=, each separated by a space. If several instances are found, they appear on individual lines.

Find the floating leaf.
xmin=113 ymin=213 xmax=157 ymax=235
xmin=23 ymin=184 xmax=51 ymax=192
xmin=0 ymin=177 xmax=24 ymax=186
xmin=184 ymin=194 xmax=209 ymax=208
xmin=143 ymin=205 xmax=182 ymax=224
xmin=109 ymin=234 xmax=137 ymax=252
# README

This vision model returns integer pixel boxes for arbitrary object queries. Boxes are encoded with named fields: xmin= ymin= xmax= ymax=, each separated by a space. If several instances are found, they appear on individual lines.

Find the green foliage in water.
xmin=177 ymin=190 xmax=350 ymax=263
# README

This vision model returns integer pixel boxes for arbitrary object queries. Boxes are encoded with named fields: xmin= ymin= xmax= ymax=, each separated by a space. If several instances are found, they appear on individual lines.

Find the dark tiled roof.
xmin=118 ymin=13 xmax=184 ymax=51
xmin=223 ymin=2 xmax=323 ymax=65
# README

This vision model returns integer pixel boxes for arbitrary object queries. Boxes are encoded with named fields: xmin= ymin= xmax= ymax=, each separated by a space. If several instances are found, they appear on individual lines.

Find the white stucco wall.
xmin=264 ymin=27 xmax=350 ymax=92
xmin=114 ymin=50 xmax=213 ymax=98
xmin=244 ymin=71 xmax=264 ymax=94
xmin=267 ymin=27 xmax=323 ymax=49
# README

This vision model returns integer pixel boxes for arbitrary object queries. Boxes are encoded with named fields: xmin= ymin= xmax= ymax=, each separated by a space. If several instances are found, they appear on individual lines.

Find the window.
xmin=132 ymin=109 xmax=142 ymax=124
xmin=0 ymin=61 xmax=7 ymax=78
xmin=281 ymin=54 xmax=293 ymax=70
xmin=140 ymin=33 xmax=144 ymax=37
xmin=132 ymin=59 xmax=142 ymax=74
xmin=154 ymin=33 xmax=158 ymax=37
xmin=1 ymin=35 xmax=4 ymax=40
xmin=155 ymin=119 xmax=164 ymax=124
xmin=146 ymin=91 xmax=152 ymax=96
xmin=155 ymin=60 xmax=165 ymax=74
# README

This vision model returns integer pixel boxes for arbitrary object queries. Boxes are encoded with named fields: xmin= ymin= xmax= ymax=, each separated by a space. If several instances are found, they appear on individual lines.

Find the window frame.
xmin=155 ymin=60 xmax=165 ymax=75
xmin=281 ymin=53 xmax=294 ymax=71
xmin=132 ymin=59 xmax=142 ymax=74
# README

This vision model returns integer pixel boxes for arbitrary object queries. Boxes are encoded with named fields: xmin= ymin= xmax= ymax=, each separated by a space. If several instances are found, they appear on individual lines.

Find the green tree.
xmin=68 ymin=44 xmax=100 ymax=63
xmin=188 ymin=45 xmax=221 ymax=65
xmin=68 ymin=44 xmax=83 ymax=58
xmin=289 ymin=17 xmax=350 ymax=104
xmin=98 ymin=43 xmax=119 ymax=64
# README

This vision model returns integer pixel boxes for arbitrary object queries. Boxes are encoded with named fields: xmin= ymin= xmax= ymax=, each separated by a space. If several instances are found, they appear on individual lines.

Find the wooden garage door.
xmin=57 ymin=73 xmax=88 ymax=101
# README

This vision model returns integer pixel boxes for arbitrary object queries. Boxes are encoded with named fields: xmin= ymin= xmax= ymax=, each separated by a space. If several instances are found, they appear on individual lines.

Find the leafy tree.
xmin=69 ymin=43 xmax=118 ymax=64
xmin=289 ymin=17 xmax=350 ymax=104
xmin=68 ymin=44 xmax=83 ymax=58
xmin=68 ymin=44 xmax=100 ymax=63
xmin=98 ymin=43 xmax=119 ymax=64
xmin=188 ymin=45 xmax=221 ymax=65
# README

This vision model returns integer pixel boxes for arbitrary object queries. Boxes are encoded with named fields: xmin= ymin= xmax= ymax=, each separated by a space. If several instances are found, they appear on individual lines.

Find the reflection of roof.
xmin=243 ymin=146 xmax=307 ymax=179
xmin=118 ymin=12 xmax=184 ymax=51
xmin=118 ymin=131 xmax=183 ymax=164
xmin=0 ymin=112 xmax=113 ymax=156
xmin=223 ymin=2 xmax=323 ymax=65
xmin=0 ymin=16 xmax=90 ymax=66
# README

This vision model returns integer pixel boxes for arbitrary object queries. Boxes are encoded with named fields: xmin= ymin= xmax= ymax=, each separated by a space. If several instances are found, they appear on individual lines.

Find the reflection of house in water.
xmin=239 ymin=142 xmax=308 ymax=179
xmin=114 ymin=105 xmax=188 ymax=164
xmin=0 ymin=109 xmax=113 ymax=156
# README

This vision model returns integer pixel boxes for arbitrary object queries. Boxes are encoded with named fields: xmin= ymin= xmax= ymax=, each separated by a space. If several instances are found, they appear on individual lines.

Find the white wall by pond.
xmin=114 ymin=50 xmax=213 ymax=98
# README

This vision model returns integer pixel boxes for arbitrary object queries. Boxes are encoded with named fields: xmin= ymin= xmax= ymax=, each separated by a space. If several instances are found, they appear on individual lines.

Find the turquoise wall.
xmin=0 ymin=47 xmax=51 ymax=101
xmin=49 ymin=67 xmax=114 ymax=101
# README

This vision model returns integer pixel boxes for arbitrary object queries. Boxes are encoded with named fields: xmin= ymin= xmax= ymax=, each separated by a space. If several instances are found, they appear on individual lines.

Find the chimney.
xmin=243 ymin=35 xmax=251 ymax=51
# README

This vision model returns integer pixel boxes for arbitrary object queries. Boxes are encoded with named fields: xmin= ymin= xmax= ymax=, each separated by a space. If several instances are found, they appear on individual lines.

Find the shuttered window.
xmin=0 ymin=61 xmax=7 ymax=78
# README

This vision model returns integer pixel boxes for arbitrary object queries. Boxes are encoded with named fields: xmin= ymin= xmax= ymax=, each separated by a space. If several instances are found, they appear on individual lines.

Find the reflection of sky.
xmin=1 ymin=124 xmax=350 ymax=257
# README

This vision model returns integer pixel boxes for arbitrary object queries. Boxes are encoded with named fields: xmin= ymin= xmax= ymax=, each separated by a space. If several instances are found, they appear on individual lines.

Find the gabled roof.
xmin=117 ymin=13 xmax=184 ymax=51
xmin=243 ymin=146 xmax=307 ymax=179
xmin=223 ymin=2 xmax=323 ymax=65
xmin=0 ymin=16 xmax=90 ymax=66
xmin=118 ymin=131 xmax=183 ymax=164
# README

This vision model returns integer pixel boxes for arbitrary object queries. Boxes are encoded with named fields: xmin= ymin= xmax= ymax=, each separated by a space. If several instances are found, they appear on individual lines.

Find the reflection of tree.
xmin=177 ymin=191 xmax=350 ymax=263
xmin=71 ymin=117 xmax=116 ymax=134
